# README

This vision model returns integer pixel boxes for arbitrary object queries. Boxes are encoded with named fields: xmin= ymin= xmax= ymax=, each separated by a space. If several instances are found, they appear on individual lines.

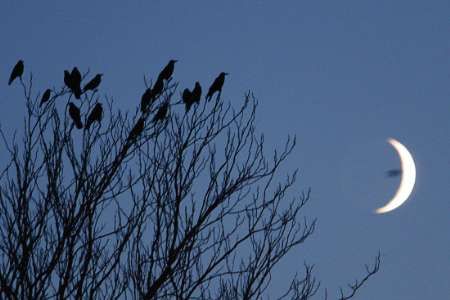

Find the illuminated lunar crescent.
xmin=375 ymin=138 xmax=416 ymax=214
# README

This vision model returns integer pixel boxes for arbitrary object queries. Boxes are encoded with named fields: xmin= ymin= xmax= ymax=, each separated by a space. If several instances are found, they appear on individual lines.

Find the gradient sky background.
xmin=1 ymin=1 xmax=449 ymax=298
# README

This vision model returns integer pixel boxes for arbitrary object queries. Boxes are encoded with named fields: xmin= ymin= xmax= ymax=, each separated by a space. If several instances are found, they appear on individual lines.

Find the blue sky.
xmin=1 ymin=1 xmax=449 ymax=298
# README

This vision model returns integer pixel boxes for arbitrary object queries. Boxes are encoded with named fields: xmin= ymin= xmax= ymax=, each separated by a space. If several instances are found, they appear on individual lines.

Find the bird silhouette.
xmin=386 ymin=169 xmax=402 ymax=178
xmin=152 ymin=77 xmax=164 ymax=97
xmin=157 ymin=60 xmax=177 ymax=82
xmin=68 ymin=102 xmax=83 ymax=129
xmin=206 ymin=72 xmax=228 ymax=101
xmin=86 ymin=103 xmax=103 ymax=129
xmin=128 ymin=118 xmax=145 ymax=141
xmin=191 ymin=81 xmax=202 ymax=104
xmin=140 ymin=88 xmax=154 ymax=113
xmin=83 ymin=74 xmax=103 ymax=92
xmin=70 ymin=67 xmax=82 ymax=99
xmin=182 ymin=88 xmax=194 ymax=112
xmin=40 ymin=89 xmax=52 ymax=106
xmin=8 ymin=60 xmax=24 ymax=85
xmin=152 ymin=102 xmax=169 ymax=123
xmin=64 ymin=70 xmax=72 ymax=89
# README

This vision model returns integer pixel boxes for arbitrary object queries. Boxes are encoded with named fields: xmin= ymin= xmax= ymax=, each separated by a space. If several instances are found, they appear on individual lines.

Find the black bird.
xmin=83 ymin=74 xmax=103 ymax=92
xmin=157 ymin=60 xmax=177 ymax=82
xmin=8 ymin=60 xmax=24 ymax=85
xmin=152 ymin=102 xmax=169 ymax=123
xmin=64 ymin=70 xmax=72 ymax=89
xmin=140 ymin=88 xmax=154 ymax=113
xmin=70 ymin=67 xmax=82 ymax=99
xmin=40 ymin=89 xmax=52 ymax=106
xmin=128 ymin=118 xmax=145 ymax=141
xmin=206 ymin=72 xmax=228 ymax=101
xmin=191 ymin=81 xmax=202 ymax=104
xmin=182 ymin=88 xmax=194 ymax=112
xmin=152 ymin=77 xmax=164 ymax=97
xmin=386 ymin=169 xmax=402 ymax=178
xmin=68 ymin=102 xmax=83 ymax=129
xmin=86 ymin=103 xmax=103 ymax=129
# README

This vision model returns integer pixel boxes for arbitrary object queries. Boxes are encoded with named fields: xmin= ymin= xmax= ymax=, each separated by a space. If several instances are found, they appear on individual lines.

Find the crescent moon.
xmin=375 ymin=138 xmax=416 ymax=214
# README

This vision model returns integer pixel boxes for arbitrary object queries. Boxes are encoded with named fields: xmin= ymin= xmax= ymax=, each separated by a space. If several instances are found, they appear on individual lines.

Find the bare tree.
xmin=0 ymin=61 xmax=380 ymax=299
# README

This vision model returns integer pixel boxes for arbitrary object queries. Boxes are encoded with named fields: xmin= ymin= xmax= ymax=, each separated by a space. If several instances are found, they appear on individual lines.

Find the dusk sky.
xmin=1 ymin=1 xmax=449 ymax=298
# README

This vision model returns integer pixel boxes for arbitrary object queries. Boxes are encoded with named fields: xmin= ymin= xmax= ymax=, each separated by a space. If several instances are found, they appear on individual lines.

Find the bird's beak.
xmin=224 ymin=73 xmax=229 ymax=76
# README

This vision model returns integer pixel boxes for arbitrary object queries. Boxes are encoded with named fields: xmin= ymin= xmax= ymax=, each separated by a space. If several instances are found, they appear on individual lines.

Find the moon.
xmin=375 ymin=138 xmax=416 ymax=214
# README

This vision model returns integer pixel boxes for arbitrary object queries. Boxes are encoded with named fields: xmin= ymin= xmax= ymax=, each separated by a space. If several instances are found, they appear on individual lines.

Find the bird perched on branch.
xmin=64 ymin=67 xmax=82 ymax=99
xmin=8 ymin=60 xmax=24 ymax=85
xmin=206 ymin=72 xmax=228 ymax=101
xmin=68 ymin=102 xmax=83 ymax=129
xmin=152 ymin=77 xmax=164 ymax=98
xmin=40 ymin=89 xmax=52 ymax=107
xmin=191 ymin=81 xmax=202 ymax=105
xmin=157 ymin=60 xmax=177 ymax=82
xmin=86 ymin=103 xmax=103 ymax=129
xmin=128 ymin=118 xmax=145 ymax=141
xmin=182 ymin=88 xmax=194 ymax=112
xmin=83 ymin=74 xmax=103 ymax=92
xmin=140 ymin=88 xmax=155 ymax=113
xmin=70 ymin=67 xmax=82 ymax=99
xmin=152 ymin=102 xmax=169 ymax=123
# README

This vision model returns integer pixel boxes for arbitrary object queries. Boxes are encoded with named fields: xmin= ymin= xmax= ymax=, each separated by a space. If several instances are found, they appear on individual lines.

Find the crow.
xmin=128 ymin=118 xmax=145 ymax=141
xmin=157 ymin=59 xmax=177 ymax=82
xmin=83 ymin=74 xmax=103 ymax=92
xmin=182 ymin=88 xmax=194 ymax=112
xmin=140 ymin=88 xmax=154 ymax=113
xmin=70 ymin=67 xmax=82 ymax=99
xmin=68 ymin=102 xmax=83 ymax=129
xmin=86 ymin=103 xmax=103 ymax=129
xmin=8 ymin=60 xmax=24 ymax=85
xmin=64 ymin=70 xmax=72 ymax=89
xmin=206 ymin=72 xmax=228 ymax=101
xmin=152 ymin=77 xmax=164 ymax=97
xmin=40 ymin=89 xmax=52 ymax=106
xmin=191 ymin=81 xmax=202 ymax=104
xmin=152 ymin=102 xmax=169 ymax=123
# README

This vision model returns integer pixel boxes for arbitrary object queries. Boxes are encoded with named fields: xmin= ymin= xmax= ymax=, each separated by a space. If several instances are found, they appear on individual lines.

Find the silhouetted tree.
xmin=8 ymin=59 xmax=24 ymax=85
xmin=0 ymin=60 xmax=380 ymax=300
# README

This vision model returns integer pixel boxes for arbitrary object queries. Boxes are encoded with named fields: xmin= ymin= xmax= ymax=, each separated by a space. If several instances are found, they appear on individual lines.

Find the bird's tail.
xmin=76 ymin=120 xmax=83 ymax=129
